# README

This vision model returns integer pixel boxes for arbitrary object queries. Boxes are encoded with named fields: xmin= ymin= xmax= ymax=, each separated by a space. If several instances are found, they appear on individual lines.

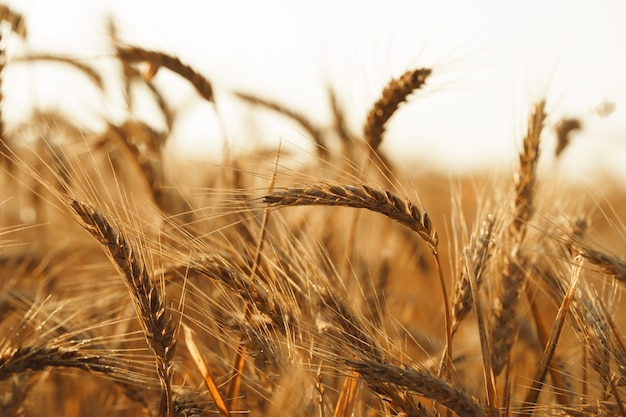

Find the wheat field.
xmin=1 ymin=5 xmax=626 ymax=416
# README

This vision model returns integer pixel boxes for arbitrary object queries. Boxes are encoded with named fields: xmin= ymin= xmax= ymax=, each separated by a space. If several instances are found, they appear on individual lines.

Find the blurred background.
xmin=2 ymin=0 xmax=626 ymax=184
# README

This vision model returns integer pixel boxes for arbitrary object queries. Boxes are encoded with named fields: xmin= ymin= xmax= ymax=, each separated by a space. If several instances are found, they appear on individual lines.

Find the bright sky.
xmin=4 ymin=0 xmax=626 ymax=183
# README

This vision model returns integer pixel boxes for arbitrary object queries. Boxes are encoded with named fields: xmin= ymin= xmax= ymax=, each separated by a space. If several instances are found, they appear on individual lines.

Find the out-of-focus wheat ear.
xmin=0 ymin=374 xmax=36 ymax=416
xmin=554 ymin=118 xmax=582 ymax=157
xmin=513 ymin=100 xmax=545 ymax=236
xmin=520 ymin=257 xmax=582 ymax=417
xmin=0 ymin=343 xmax=119 ymax=380
xmin=363 ymin=68 xmax=432 ymax=154
xmin=183 ymin=324 xmax=232 ymax=417
xmin=99 ymin=121 xmax=166 ymax=209
xmin=136 ymin=67 xmax=175 ymax=134
xmin=173 ymin=389 xmax=214 ymax=417
xmin=234 ymin=91 xmax=329 ymax=160
xmin=117 ymin=45 xmax=214 ymax=105
xmin=0 ymin=5 xmax=26 ymax=37
xmin=348 ymin=359 xmax=486 ymax=417
xmin=67 ymin=198 xmax=177 ymax=417
xmin=333 ymin=368 xmax=359 ymax=417
xmin=107 ymin=20 xmax=175 ymax=134
xmin=451 ymin=214 xmax=495 ymax=335
xmin=579 ymin=247 xmax=626 ymax=283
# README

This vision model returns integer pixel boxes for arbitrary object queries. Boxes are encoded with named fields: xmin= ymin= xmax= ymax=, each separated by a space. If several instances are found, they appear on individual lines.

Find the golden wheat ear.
xmin=67 ymin=199 xmax=177 ymax=417
xmin=364 ymin=68 xmax=432 ymax=153
xmin=490 ymin=100 xmax=546 ymax=377
xmin=348 ymin=358 xmax=487 ymax=417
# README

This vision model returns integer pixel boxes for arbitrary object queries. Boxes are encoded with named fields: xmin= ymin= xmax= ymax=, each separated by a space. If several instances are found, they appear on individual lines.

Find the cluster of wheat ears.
xmin=1 ymin=5 xmax=626 ymax=417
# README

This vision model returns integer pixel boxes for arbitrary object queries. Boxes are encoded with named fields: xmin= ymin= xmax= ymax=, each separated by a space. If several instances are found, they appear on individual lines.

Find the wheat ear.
xmin=348 ymin=358 xmax=486 ymax=417
xmin=68 ymin=199 xmax=176 ymax=417
xmin=0 ymin=344 xmax=116 ymax=380
xmin=490 ymin=100 xmax=545 ymax=376
xmin=512 ymin=100 xmax=545 ymax=236
xmin=580 ymin=247 xmax=626 ymax=283
xmin=364 ymin=68 xmax=432 ymax=152
xmin=451 ymin=214 xmax=495 ymax=335
xmin=264 ymin=183 xmax=438 ymax=253
xmin=117 ymin=45 xmax=214 ymax=104
xmin=554 ymin=117 xmax=581 ymax=157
